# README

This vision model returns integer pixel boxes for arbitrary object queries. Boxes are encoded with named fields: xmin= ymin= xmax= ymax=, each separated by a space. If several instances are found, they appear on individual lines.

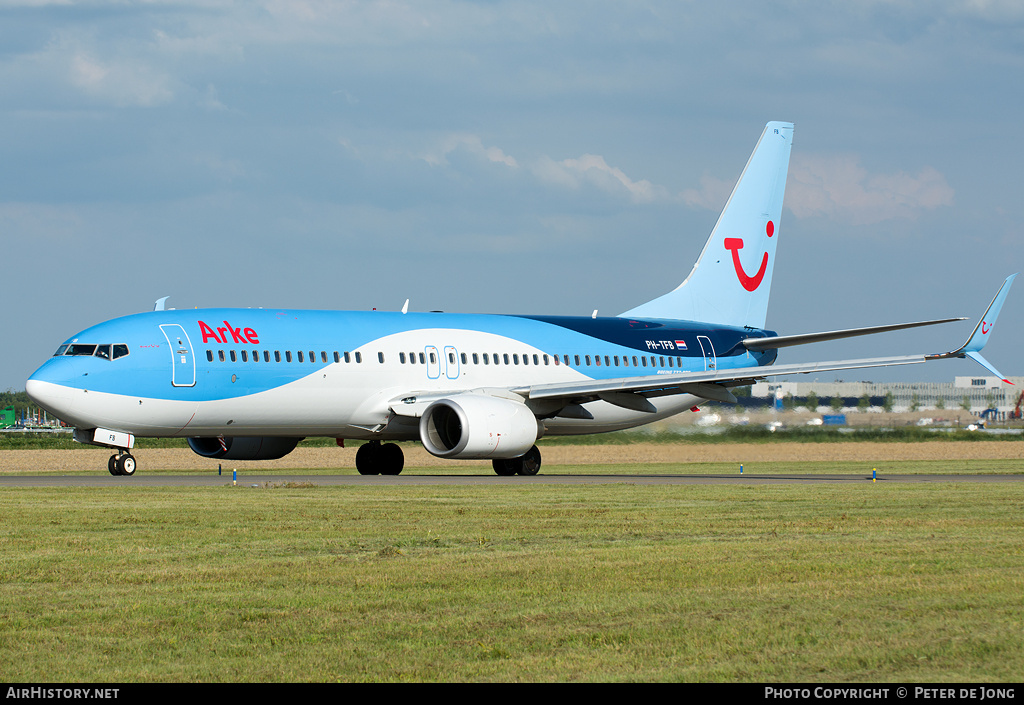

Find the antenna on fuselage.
xmin=402 ymin=299 xmax=410 ymax=314
xmin=154 ymin=296 xmax=170 ymax=312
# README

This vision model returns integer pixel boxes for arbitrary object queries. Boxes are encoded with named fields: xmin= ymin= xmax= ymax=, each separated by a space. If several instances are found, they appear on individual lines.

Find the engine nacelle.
xmin=187 ymin=436 xmax=301 ymax=461
xmin=419 ymin=394 xmax=540 ymax=459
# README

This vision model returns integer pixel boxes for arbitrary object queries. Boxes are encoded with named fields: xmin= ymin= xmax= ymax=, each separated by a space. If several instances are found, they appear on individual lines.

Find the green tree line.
xmin=1 ymin=389 xmax=32 ymax=416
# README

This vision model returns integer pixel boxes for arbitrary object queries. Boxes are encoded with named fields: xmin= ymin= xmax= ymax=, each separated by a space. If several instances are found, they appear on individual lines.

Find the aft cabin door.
xmin=443 ymin=346 xmax=460 ymax=379
xmin=425 ymin=346 xmax=441 ymax=379
xmin=697 ymin=335 xmax=717 ymax=371
xmin=159 ymin=324 xmax=196 ymax=387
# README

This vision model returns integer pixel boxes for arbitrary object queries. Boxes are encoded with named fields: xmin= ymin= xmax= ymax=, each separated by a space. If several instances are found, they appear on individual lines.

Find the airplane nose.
xmin=26 ymin=359 xmax=77 ymax=420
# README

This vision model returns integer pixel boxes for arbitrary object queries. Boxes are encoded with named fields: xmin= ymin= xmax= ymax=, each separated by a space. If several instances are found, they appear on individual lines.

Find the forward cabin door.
xmin=159 ymin=324 xmax=196 ymax=387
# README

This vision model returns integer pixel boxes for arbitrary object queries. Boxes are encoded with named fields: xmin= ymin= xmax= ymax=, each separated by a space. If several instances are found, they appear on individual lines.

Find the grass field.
xmin=3 ymin=441 xmax=1022 ymax=475
xmin=2 ymin=471 xmax=1023 ymax=682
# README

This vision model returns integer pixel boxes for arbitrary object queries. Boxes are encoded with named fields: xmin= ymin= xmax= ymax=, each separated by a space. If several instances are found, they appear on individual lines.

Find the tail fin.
xmin=621 ymin=121 xmax=794 ymax=328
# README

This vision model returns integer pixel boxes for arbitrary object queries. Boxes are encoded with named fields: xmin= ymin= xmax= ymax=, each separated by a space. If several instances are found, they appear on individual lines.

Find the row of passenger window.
xmin=54 ymin=344 xmax=130 ymax=360
xmin=462 ymin=353 xmax=683 ymax=369
xmin=204 ymin=348 xmax=686 ymax=369
xmin=206 ymin=350 xmax=363 ymax=364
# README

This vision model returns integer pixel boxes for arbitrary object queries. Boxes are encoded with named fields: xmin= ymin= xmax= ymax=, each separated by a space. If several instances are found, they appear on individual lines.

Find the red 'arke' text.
xmin=198 ymin=320 xmax=259 ymax=345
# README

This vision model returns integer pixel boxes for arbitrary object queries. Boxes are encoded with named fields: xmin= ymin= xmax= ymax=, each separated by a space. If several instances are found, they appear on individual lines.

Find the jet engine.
xmin=187 ymin=436 xmax=301 ymax=461
xmin=419 ymin=394 xmax=540 ymax=459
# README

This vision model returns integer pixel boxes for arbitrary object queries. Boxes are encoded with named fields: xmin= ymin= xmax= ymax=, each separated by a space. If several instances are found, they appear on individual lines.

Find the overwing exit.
xmin=26 ymin=122 xmax=1015 ymax=477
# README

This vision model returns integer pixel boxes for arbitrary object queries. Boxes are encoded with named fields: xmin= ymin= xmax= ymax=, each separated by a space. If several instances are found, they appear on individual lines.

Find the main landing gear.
xmin=491 ymin=445 xmax=542 ymax=476
xmin=354 ymin=442 xmax=542 ymax=476
xmin=355 ymin=441 xmax=405 ymax=476
xmin=107 ymin=451 xmax=137 ymax=477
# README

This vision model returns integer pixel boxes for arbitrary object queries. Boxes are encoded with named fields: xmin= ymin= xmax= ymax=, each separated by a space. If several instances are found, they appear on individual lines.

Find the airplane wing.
xmin=390 ymin=353 xmax=929 ymax=418
xmin=390 ymin=275 xmax=1015 ymax=417
xmin=740 ymin=318 xmax=965 ymax=351
xmin=513 ymin=354 xmax=928 ymax=410
xmin=517 ymin=274 xmax=1017 ymax=410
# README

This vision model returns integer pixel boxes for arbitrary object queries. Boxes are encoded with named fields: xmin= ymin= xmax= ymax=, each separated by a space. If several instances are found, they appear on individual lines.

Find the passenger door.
xmin=159 ymin=324 xmax=196 ymax=387
xmin=443 ymin=346 xmax=460 ymax=379
xmin=697 ymin=335 xmax=717 ymax=372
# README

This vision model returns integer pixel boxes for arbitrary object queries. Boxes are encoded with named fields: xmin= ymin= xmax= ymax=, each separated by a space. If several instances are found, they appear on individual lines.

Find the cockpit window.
xmin=59 ymin=343 xmax=130 ymax=360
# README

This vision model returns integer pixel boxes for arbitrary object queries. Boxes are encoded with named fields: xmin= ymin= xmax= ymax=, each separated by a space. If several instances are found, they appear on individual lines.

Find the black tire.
xmin=492 ymin=458 xmax=517 ymax=476
xmin=355 ymin=442 xmax=380 ymax=475
xmin=493 ymin=446 xmax=543 ymax=476
xmin=379 ymin=443 xmax=404 ymax=475
xmin=108 ymin=455 xmax=121 ymax=476
xmin=117 ymin=454 xmax=137 ymax=476
xmin=517 ymin=445 xmax=542 ymax=476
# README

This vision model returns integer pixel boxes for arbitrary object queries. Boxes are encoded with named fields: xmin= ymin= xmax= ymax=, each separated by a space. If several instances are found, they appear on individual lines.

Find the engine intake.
xmin=187 ymin=436 xmax=301 ymax=461
xmin=419 ymin=394 xmax=540 ymax=459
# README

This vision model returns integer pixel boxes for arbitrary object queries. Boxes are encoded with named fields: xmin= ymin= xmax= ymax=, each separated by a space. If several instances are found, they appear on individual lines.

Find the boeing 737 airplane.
xmin=26 ymin=122 xmax=1016 ymax=477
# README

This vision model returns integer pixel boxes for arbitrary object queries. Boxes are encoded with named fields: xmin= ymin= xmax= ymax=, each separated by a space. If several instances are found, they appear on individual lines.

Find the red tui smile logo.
xmin=982 ymin=321 xmax=991 ymax=335
xmin=724 ymin=221 xmax=773 ymax=292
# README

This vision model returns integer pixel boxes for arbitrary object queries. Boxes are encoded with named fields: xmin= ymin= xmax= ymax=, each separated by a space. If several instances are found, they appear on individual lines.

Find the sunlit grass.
xmin=2 ymin=481 xmax=1022 ymax=681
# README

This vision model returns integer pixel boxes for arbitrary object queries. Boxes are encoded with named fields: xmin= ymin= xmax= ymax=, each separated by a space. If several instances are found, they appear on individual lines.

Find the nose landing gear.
xmin=107 ymin=451 xmax=137 ymax=476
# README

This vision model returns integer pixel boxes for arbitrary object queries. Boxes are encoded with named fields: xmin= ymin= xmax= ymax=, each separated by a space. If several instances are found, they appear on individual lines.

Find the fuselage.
xmin=26 ymin=308 xmax=778 ymax=440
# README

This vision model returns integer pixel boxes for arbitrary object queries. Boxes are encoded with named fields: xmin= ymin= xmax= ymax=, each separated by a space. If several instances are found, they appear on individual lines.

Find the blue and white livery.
xmin=26 ymin=122 xmax=1015 ymax=476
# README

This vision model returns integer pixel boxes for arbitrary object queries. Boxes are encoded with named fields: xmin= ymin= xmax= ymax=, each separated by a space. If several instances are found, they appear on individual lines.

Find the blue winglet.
xmin=930 ymin=274 xmax=1016 ymax=383
xmin=965 ymin=351 xmax=1011 ymax=383
xmin=962 ymin=273 xmax=1015 ymax=354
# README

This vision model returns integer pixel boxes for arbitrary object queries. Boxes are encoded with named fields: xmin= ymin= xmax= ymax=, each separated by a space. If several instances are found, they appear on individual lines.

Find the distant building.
xmin=751 ymin=376 xmax=1023 ymax=413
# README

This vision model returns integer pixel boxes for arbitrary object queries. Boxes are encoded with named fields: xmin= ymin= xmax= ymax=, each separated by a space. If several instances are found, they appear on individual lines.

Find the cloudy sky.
xmin=3 ymin=0 xmax=1022 ymax=391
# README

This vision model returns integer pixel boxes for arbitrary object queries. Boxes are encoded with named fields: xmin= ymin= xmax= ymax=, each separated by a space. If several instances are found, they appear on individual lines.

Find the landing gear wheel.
xmin=355 ymin=442 xmax=380 ymax=475
xmin=379 ymin=443 xmax=405 ymax=476
xmin=356 ymin=442 xmax=405 ymax=475
xmin=108 ymin=455 xmax=121 ymax=476
xmin=491 ymin=445 xmax=543 ymax=476
xmin=116 ymin=453 xmax=137 ymax=476
xmin=518 ymin=445 xmax=542 ymax=476
xmin=492 ymin=458 xmax=517 ymax=476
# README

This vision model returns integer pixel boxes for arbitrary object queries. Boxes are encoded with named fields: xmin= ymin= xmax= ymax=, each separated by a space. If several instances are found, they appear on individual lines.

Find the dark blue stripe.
xmin=511 ymin=315 xmax=775 ymax=358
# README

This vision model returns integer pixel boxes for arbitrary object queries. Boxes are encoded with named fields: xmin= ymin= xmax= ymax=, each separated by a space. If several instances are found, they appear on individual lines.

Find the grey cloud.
xmin=786 ymin=154 xmax=954 ymax=225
